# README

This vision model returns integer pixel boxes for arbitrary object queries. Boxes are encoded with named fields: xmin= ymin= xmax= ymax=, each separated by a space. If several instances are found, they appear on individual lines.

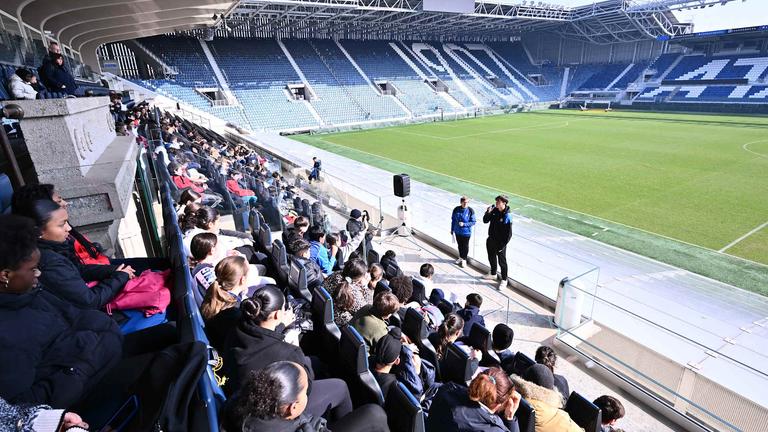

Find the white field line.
xmin=742 ymin=139 xmax=768 ymax=158
xmin=719 ymin=220 xmax=768 ymax=253
xmin=390 ymin=120 xmax=570 ymax=141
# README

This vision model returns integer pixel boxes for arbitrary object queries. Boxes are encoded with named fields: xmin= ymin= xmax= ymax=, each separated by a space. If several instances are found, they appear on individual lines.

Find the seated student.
xmin=181 ymin=206 xmax=257 ymax=263
xmin=593 ymin=395 xmax=625 ymax=432
xmin=492 ymin=324 xmax=516 ymax=364
xmin=226 ymin=171 xmax=259 ymax=208
xmin=429 ymin=313 xmax=482 ymax=377
xmin=283 ymin=216 xmax=310 ymax=254
xmin=512 ymin=364 xmax=583 ymax=432
xmin=13 ymin=199 xmax=133 ymax=310
xmin=371 ymin=328 xmax=403 ymax=402
xmin=8 ymin=68 xmax=39 ymax=100
xmin=0 ymin=215 xmax=122 ymax=407
xmin=168 ymin=162 xmax=222 ymax=208
xmin=201 ymin=256 xmax=250 ymax=351
xmin=350 ymin=291 xmax=400 ymax=348
xmin=535 ymin=346 xmax=570 ymax=402
xmin=177 ymin=188 xmax=201 ymax=216
xmin=414 ymin=263 xmax=435 ymax=295
xmin=457 ymin=293 xmax=486 ymax=337
xmin=308 ymin=226 xmax=337 ymax=276
xmin=290 ymin=239 xmax=324 ymax=289
xmin=228 ymin=361 xmax=389 ymax=432
xmin=12 ymin=183 xmax=111 ymax=266
xmin=369 ymin=263 xmax=389 ymax=297
xmin=380 ymin=250 xmax=402 ymax=280
xmin=324 ymin=259 xmax=372 ymax=327
xmin=190 ymin=232 xmax=219 ymax=304
xmin=223 ymin=286 xmax=353 ymax=422
xmin=427 ymin=367 xmax=521 ymax=432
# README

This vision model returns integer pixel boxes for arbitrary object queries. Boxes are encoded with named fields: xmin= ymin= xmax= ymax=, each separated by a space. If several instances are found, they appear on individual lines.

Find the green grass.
xmin=293 ymin=110 xmax=768 ymax=295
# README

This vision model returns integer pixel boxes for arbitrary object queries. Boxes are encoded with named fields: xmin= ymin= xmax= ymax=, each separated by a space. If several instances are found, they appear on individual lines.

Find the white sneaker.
xmin=498 ymin=279 xmax=508 ymax=290
xmin=482 ymin=273 xmax=497 ymax=281
xmin=458 ymin=259 xmax=465 ymax=268
xmin=454 ymin=258 xmax=462 ymax=265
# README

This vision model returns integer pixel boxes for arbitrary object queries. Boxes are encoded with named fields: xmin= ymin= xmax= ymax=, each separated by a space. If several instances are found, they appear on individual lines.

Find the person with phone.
xmin=482 ymin=195 xmax=513 ymax=290
xmin=451 ymin=196 xmax=476 ymax=267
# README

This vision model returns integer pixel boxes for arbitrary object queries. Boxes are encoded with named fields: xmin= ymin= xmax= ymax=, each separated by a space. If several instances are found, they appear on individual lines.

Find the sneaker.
xmin=458 ymin=259 xmax=465 ymax=268
xmin=483 ymin=273 xmax=497 ymax=281
xmin=454 ymin=258 xmax=462 ymax=265
xmin=498 ymin=279 xmax=508 ymax=290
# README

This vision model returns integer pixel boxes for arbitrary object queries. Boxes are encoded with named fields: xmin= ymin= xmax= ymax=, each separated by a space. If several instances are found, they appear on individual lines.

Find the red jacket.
xmin=226 ymin=179 xmax=255 ymax=197
xmin=173 ymin=175 xmax=204 ymax=193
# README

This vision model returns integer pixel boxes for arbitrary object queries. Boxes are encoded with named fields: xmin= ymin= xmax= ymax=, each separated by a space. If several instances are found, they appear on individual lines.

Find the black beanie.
xmin=373 ymin=328 xmax=402 ymax=365
xmin=524 ymin=363 xmax=555 ymax=390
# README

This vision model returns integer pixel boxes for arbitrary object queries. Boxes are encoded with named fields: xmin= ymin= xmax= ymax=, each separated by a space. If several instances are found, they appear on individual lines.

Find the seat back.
xmin=443 ymin=343 xmax=473 ymax=384
xmin=339 ymin=326 xmax=385 ymax=406
xmin=366 ymin=248 xmax=380 ymax=267
xmin=311 ymin=287 xmax=341 ymax=363
xmin=288 ymin=257 xmax=311 ymax=302
xmin=0 ymin=173 xmax=13 ymax=214
xmin=513 ymin=351 xmax=536 ymax=377
xmin=385 ymin=383 xmax=425 ymax=432
xmin=409 ymin=278 xmax=426 ymax=305
xmin=249 ymin=208 xmax=263 ymax=234
xmin=565 ymin=392 xmax=602 ymax=432
xmin=270 ymin=239 xmax=289 ymax=287
xmin=257 ymin=222 xmax=272 ymax=253
xmin=516 ymin=397 xmax=536 ymax=432
xmin=468 ymin=322 xmax=498 ymax=367
xmin=402 ymin=308 xmax=440 ymax=380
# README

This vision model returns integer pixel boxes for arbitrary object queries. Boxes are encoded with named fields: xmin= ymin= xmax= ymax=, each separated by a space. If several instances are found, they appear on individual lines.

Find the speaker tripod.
xmin=378 ymin=199 xmax=422 ymax=252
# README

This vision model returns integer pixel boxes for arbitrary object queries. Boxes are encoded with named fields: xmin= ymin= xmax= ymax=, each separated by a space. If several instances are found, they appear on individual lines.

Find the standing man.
xmin=483 ymin=195 xmax=513 ymax=289
xmin=308 ymin=157 xmax=322 ymax=183
xmin=450 ymin=196 xmax=475 ymax=267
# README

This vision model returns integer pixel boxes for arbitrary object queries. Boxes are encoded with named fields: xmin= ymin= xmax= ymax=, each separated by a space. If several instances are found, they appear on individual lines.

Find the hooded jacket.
xmin=223 ymin=320 xmax=314 ymax=397
xmin=483 ymin=207 xmax=513 ymax=248
xmin=8 ymin=74 xmax=37 ymax=100
xmin=509 ymin=375 xmax=584 ymax=432
xmin=0 ymin=288 xmax=122 ymax=407
xmin=37 ymin=239 xmax=129 ymax=310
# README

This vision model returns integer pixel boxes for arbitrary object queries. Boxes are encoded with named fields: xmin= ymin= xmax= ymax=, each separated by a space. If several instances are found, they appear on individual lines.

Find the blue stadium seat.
xmin=0 ymin=173 xmax=13 ymax=214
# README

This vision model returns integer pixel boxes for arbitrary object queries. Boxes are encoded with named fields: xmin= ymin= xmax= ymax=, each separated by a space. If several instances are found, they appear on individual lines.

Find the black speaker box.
xmin=393 ymin=174 xmax=410 ymax=198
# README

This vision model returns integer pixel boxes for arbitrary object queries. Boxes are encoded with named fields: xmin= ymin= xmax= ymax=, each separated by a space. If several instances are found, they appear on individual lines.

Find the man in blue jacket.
xmin=308 ymin=226 xmax=337 ymax=275
xmin=483 ymin=195 xmax=513 ymax=290
xmin=451 ymin=196 xmax=476 ymax=267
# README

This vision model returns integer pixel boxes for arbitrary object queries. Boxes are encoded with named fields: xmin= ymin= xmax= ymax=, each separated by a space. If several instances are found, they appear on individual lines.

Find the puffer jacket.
xmin=8 ymin=74 xmax=37 ymax=100
xmin=241 ymin=413 xmax=328 ymax=432
xmin=509 ymin=375 xmax=584 ymax=432
xmin=0 ymin=288 xmax=122 ymax=407
xmin=37 ymin=239 xmax=128 ymax=310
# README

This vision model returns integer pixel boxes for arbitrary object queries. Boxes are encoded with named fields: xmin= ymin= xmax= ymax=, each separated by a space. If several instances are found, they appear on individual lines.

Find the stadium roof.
xmin=222 ymin=0 xmax=701 ymax=43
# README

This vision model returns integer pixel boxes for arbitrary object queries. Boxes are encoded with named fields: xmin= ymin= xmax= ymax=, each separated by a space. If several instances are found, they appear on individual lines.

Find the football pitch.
xmin=293 ymin=110 xmax=768 ymax=295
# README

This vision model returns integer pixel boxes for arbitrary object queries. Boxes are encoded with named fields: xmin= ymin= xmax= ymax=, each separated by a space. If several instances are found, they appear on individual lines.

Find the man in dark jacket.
xmin=283 ymin=216 xmax=310 ymax=255
xmin=456 ymin=293 xmax=485 ymax=337
xmin=291 ymin=239 xmax=324 ymax=289
xmin=482 ymin=195 xmax=513 ymax=290
xmin=40 ymin=53 xmax=77 ymax=96
xmin=450 ymin=196 xmax=476 ymax=267
xmin=346 ymin=209 xmax=372 ymax=259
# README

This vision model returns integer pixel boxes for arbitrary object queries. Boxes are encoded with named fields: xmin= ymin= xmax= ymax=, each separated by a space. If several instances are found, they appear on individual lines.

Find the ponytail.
xmin=241 ymin=285 xmax=285 ymax=325
xmin=333 ymin=279 xmax=354 ymax=311
xmin=200 ymin=256 xmax=248 ymax=320
xmin=436 ymin=313 xmax=464 ymax=360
